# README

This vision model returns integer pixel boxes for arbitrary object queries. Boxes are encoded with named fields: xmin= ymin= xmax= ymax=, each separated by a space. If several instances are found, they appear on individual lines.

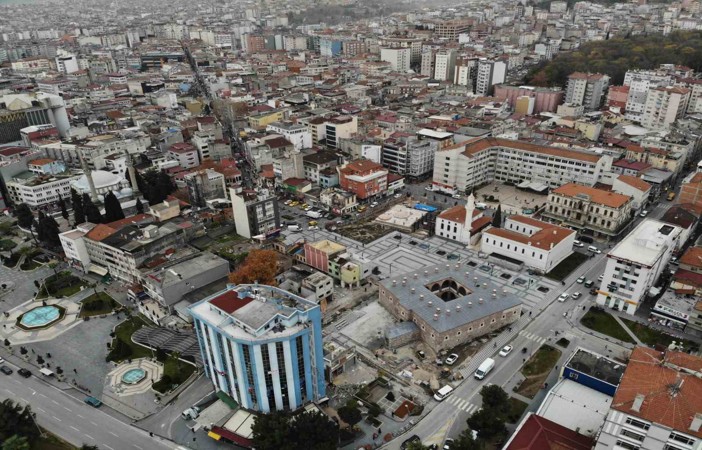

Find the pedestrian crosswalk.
xmin=519 ymin=330 xmax=547 ymax=345
xmin=446 ymin=395 xmax=480 ymax=414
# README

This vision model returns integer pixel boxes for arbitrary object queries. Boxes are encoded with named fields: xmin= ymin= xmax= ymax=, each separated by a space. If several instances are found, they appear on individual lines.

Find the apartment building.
xmin=432 ymin=19 xmax=471 ymax=40
xmin=230 ymin=188 xmax=280 ymax=239
xmin=623 ymin=69 xmax=673 ymax=122
xmin=565 ymin=72 xmax=610 ymax=112
xmin=678 ymin=172 xmax=702 ymax=210
xmin=493 ymin=85 xmax=564 ymax=114
xmin=266 ymin=122 xmax=312 ymax=151
xmin=431 ymin=137 xmax=610 ymax=195
xmin=6 ymin=171 xmax=77 ymax=208
xmin=594 ymin=347 xmax=702 ymax=450
xmin=542 ymin=183 xmax=633 ymax=238
xmin=324 ymin=115 xmax=357 ymax=149
xmin=167 ymin=143 xmax=200 ymax=169
xmin=303 ymin=239 xmax=371 ymax=287
xmin=377 ymin=36 xmax=423 ymax=65
xmin=641 ymin=86 xmax=691 ymax=130
xmin=188 ymin=284 xmax=326 ymax=413
xmin=481 ymin=216 xmax=575 ymax=272
xmin=379 ymin=47 xmax=410 ymax=72
xmin=596 ymin=219 xmax=681 ymax=314
xmin=475 ymin=60 xmax=506 ymax=96
xmin=433 ymin=49 xmax=457 ymax=82
xmin=338 ymin=159 xmax=388 ymax=200
xmin=381 ymin=136 xmax=437 ymax=178
xmin=302 ymin=151 xmax=339 ymax=184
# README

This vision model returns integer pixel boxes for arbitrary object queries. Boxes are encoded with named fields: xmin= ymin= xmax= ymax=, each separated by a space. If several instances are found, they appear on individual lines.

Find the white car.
xmin=572 ymin=292 xmax=582 ymax=299
xmin=499 ymin=345 xmax=513 ymax=357
xmin=425 ymin=186 xmax=434 ymax=191
xmin=558 ymin=293 xmax=569 ymax=302
xmin=573 ymin=240 xmax=584 ymax=248
xmin=588 ymin=245 xmax=601 ymax=254
xmin=445 ymin=353 xmax=459 ymax=365
xmin=308 ymin=226 xmax=319 ymax=231
xmin=598 ymin=274 xmax=604 ymax=281
xmin=452 ymin=194 xmax=462 ymax=199
xmin=639 ymin=210 xmax=648 ymax=217
xmin=576 ymin=276 xmax=586 ymax=284
xmin=370 ymin=202 xmax=379 ymax=208
xmin=394 ymin=193 xmax=402 ymax=198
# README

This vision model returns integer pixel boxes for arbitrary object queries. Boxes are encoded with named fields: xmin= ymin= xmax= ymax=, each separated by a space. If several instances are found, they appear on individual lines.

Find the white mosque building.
xmin=70 ymin=170 xmax=132 ymax=201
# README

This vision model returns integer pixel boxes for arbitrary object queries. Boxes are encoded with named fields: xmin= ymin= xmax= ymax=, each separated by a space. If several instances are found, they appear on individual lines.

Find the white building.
xmin=565 ymin=72 xmax=610 ymax=112
xmin=641 ymin=86 xmax=691 ymax=130
xmin=6 ymin=172 xmax=77 ymax=208
xmin=623 ymin=69 xmax=673 ymax=122
xmin=596 ymin=219 xmax=682 ymax=315
xmin=55 ymin=54 xmax=79 ymax=74
xmin=70 ymin=170 xmax=131 ymax=200
xmin=59 ymin=224 xmax=95 ymax=271
xmin=381 ymin=137 xmax=437 ymax=177
xmin=433 ymin=49 xmax=456 ymax=82
xmin=611 ymin=175 xmax=651 ymax=212
xmin=324 ymin=116 xmax=357 ymax=150
xmin=481 ymin=216 xmax=575 ymax=272
xmin=230 ymin=188 xmax=280 ymax=239
xmin=266 ymin=122 xmax=312 ymax=151
xmin=475 ymin=60 xmax=506 ymax=96
xmin=379 ymin=47 xmax=410 ymax=72
xmin=434 ymin=194 xmax=491 ymax=244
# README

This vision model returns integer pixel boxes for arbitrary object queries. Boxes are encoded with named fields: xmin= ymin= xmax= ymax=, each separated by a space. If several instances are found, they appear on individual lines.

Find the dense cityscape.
xmin=0 ymin=0 xmax=701 ymax=449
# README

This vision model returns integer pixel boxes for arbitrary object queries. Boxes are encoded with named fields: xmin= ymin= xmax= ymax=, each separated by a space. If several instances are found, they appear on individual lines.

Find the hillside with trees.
xmin=524 ymin=31 xmax=702 ymax=88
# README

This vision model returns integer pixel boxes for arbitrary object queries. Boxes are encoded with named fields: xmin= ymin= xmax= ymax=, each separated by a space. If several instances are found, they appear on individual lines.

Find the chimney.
xmin=691 ymin=413 xmax=702 ymax=433
xmin=479 ymin=298 xmax=484 ymax=304
xmin=433 ymin=314 xmax=439 ymax=321
xmin=632 ymin=394 xmax=645 ymax=412
xmin=467 ymin=302 xmax=472 ymax=307
xmin=411 ymin=288 xmax=415 ymax=294
xmin=79 ymin=154 xmax=99 ymax=203
xmin=124 ymin=149 xmax=140 ymax=197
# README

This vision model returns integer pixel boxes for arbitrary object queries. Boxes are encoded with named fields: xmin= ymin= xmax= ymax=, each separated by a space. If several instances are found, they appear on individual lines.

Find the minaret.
xmin=463 ymin=192 xmax=475 ymax=238
xmin=123 ymin=149 xmax=140 ymax=197
xmin=79 ymin=154 xmax=99 ymax=203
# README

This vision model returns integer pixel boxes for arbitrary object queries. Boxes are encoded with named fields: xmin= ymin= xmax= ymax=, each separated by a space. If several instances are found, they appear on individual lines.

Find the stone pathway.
xmin=611 ymin=314 xmax=644 ymax=345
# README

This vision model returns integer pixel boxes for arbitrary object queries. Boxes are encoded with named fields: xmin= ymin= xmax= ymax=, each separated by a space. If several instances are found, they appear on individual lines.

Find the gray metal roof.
xmin=380 ymin=263 xmax=522 ymax=333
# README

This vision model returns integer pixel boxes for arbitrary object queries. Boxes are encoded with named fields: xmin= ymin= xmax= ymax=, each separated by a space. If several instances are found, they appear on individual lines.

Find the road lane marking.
xmin=77 ymin=414 xmax=84 ymax=419
xmin=63 ymin=407 xmax=72 ymax=412
xmin=133 ymin=445 xmax=143 ymax=449
xmin=52 ymin=416 xmax=62 ymax=422
xmin=104 ymin=445 xmax=114 ymax=450
xmin=90 ymin=422 xmax=98 ymax=426
xmin=51 ymin=400 xmax=59 ymax=405
xmin=109 ymin=432 xmax=118 ymax=437
xmin=70 ymin=426 xmax=79 ymax=432
xmin=36 ymin=407 xmax=45 ymax=413
xmin=85 ymin=434 xmax=94 ymax=440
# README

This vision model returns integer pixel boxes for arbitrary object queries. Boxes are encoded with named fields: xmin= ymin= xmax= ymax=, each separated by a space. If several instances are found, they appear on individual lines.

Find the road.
xmin=0 ymin=362 xmax=176 ymax=450
xmin=384 ymin=248 xmax=621 ymax=449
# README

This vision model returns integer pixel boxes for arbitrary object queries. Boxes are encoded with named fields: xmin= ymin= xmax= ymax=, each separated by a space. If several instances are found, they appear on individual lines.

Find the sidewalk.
xmin=611 ymin=315 xmax=644 ymax=345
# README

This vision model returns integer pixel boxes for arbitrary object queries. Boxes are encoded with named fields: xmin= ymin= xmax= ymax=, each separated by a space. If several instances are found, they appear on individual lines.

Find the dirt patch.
xmin=514 ymin=345 xmax=561 ymax=399
xmin=336 ymin=220 xmax=393 ymax=244
xmin=393 ymin=400 xmax=415 ymax=419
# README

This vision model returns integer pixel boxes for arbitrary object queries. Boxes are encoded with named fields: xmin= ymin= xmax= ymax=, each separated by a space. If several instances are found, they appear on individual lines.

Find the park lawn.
xmin=38 ymin=271 xmax=88 ymax=299
xmin=20 ymin=258 xmax=42 ymax=271
xmin=507 ymin=397 xmax=528 ymax=423
xmin=110 ymin=315 xmax=153 ymax=362
xmin=153 ymin=356 xmax=196 ymax=393
xmin=545 ymin=252 xmax=589 ymax=281
xmin=580 ymin=308 xmax=636 ymax=344
xmin=79 ymin=292 xmax=119 ymax=317
xmin=555 ymin=337 xmax=570 ymax=348
xmin=0 ymin=239 xmax=17 ymax=251
xmin=32 ymin=429 xmax=76 ymax=450
xmin=3 ymin=252 xmax=21 ymax=268
xmin=516 ymin=345 xmax=562 ymax=399
xmin=620 ymin=318 xmax=700 ymax=352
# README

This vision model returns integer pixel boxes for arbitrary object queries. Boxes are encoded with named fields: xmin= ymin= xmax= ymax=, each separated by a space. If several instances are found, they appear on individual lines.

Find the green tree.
xmin=79 ymin=445 xmax=99 ymax=450
xmin=479 ymin=384 xmax=510 ymax=417
xmin=39 ymin=214 xmax=60 ymax=247
xmin=71 ymin=189 xmax=85 ymax=225
xmin=0 ymin=399 xmax=37 ymax=445
xmin=2 ymin=435 xmax=30 ymax=450
xmin=82 ymin=194 xmax=103 ymax=224
xmin=466 ymin=408 xmax=506 ymax=440
xmin=103 ymin=191 xmax=125 ymax=222
xmin=406 ymin=442 xmax=430 ymax=450
xmin=251 ymin=410 xmax=295 ymax=450
xmin=14 ymin=204 xmax=33 ymax=230
xmin=337 ymin=400 xmax=362 ymax=426
xmin=252 ymin=410 xmax=338 ymax=450
xmin=58 ymin=196 xmax=69 ymax=221
xmin=492 ymin=205 xmax=502 ymax=228
xmin=452 ymin=431 xmax=484 ymax=450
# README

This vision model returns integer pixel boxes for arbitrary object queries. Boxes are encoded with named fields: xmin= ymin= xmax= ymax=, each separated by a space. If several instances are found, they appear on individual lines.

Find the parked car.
xmin=401 ymin=435 xmax=421 ymax=450
xmin=587 ymin=245 xmax=601 ymax=254
xmin=584 ymin=280 xmax=594 ymax=288
xmin=84 ymin=396 xmax=102 ymax=408
xmin=370 ymin=201 xmax=379 ymax=208
xmin=445 ymin=353 xmax=459 ymax=365
xmin=425 ymin=186 xmax=434 ymax=191
xmin=0 ymin=366 xmax=12 ymax=375
xmin=443 ymin=438 xmax=455 ymax=450
xmin=558 ymin=293 xmax=569 ymax=302
xmin=394 ymin=193 xmax=402 ymax=198
xmin=17 ymin=368 xmax=31 ymax=378
xmin=499 ymin=345 xmax=513 ymax=357
xmin=598 ymin=274 xmax=604 ymax=281
xmin=639 ymin=210 xmax=648 ymax=217
xmin=572 ymin=292 xmax=582 ymax=299
xmin=573 ymin=240 xmax=584 ymax=248
xmin=576 ymin=276 xmax=586 ymax=284
xmin=452 ymin=194 xmax=462 ymax=199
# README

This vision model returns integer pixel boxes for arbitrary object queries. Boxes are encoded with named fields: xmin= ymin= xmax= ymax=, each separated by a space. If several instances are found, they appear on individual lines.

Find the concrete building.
xmin=641 ymin=86 xmax=691 ymax=130
xmin=6 ymin=171 xmax=77 ymax=209
xmin=378 ymin=263 xmax=522 ymax=352
xmin=623 ymin=69 xmax=674 ymax=122
xmin=542 ymin=183 xmax=633 ymax=238
xmin=338 ymin=159 xmax=388 ymax=200
xmin=184 ymin=169 xmax=227 ymax=208
xmin=596 ymin=219 xmax=682 ymax=314
xmin=595 ymin=347 xmax=702 ymax=450
xmin=433 ymin=49 xmax=457 ymax=82
xmin=481 ymin=216 xmax=575 ymax=273
xmin=324 ymin=115 xmax=357 ymax=149
xmin=266 ymin=122 xmax=312 ymax=151
xmin=377 ymin=36 xmax=423 ymax=65
xmin=475 ymin=60 xmax=506 ymax=96
xmin=612 ymin=175 xmax=651 ymax=212
xmin=188 ymin=284 xmax=326 ymax=413
xmin=431 ymin=137 xmax=611 ymax=194
xmin=303 ymin=151 xmax=339 ymax=184
xmin=435 ymin=194 xmax=491 ymax=245
xmin=303 ymin=240 xmax=371 ymax=288
xmin=230 ymin=188 xmax=280 ymax=239
xmin=379 ymin=47 xmax=411 ymax=72
xmin=565 ymin=72 xmax=610 ymax=112
xmin=678 ymin=172 xmax=702 ymax=210
xmin=168 ymin=143 xmax=200 ymax=169
xmin=381 ymin=136 xmax=437 ymax=178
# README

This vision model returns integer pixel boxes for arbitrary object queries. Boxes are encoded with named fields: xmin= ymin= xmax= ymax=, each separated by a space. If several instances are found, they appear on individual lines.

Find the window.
xmin=620 ymin=429 xmax=645 ymax=442
xmin=670 ymin=433 xmax=695 ymax=446
xmin=625 ymin=418 xmax=650 ymax=430
xmin=615 ymin=440 xmax=640 ymax=450
xmin=664 ymin=445 xmax=685 ymax=450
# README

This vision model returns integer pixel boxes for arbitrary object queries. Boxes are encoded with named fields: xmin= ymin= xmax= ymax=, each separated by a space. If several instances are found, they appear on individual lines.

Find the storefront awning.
xmin=207 ymin=431 xmax=221 ymax=441
xmin=88 ymin=264 xmax=108 ymax=277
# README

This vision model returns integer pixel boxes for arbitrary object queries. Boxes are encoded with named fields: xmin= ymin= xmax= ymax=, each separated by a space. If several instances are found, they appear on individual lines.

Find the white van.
xmin=306 ymin=210 xmax=323 ymax=219
xmin=287 ymin=224 xmax=301 ymax=232
xmin=475 ymin=202 xmax=488 ymax=210
xmin=474 ymin=357 xmax=495 ymax=380
xmin=433 ymin=384 xmax=454 ymax=401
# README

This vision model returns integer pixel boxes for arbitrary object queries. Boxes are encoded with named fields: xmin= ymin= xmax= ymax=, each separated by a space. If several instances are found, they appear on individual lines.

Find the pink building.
xmin=606 ymin=85 xmax=630 ymax=112
xmin=493 ymin=85 xmax=564 ymax=114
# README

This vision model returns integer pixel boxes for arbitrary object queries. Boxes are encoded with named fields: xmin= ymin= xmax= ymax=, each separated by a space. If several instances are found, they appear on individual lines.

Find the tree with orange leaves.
xmin=228 ymin=249 xmax=279 ymax=286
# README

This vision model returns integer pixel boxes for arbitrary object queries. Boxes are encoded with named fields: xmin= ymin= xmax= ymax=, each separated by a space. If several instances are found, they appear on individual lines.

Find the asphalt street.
xmin=0 ymin=362 xmax=177 ymax=450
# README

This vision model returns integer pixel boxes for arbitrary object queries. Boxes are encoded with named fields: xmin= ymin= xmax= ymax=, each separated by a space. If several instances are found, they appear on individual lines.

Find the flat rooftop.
xmin=537 ymin=379 xmax=611 ymax=435
xmin=379 ymin=263 xmax=522 ymax=333
xmin=564 ymin=348 xmax=625 ymax=387
xmin=608 ymin=219 xmax=681 ymax=267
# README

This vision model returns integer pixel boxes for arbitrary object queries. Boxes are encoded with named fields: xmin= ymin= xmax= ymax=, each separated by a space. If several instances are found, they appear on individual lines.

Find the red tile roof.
xmin=85 ymin=224 xmax=117 ymax=242
xmin=459 ymin=137 xmax=601 ymax=163
xmin=209 ymin=289 xmax=253 ymax=314
xmin=505 ymin=414 xmax=594 ymax=450
xmin=617 ymin=175 xmax=651 ymax=192
xmin=552 ymin=183 xmax=631 ymax=208
xmin=438 ymin=205 xmax=481 ymax=224
xmin=679 ymin=246 xmax=702 ymax=269
xmin=611 ymin=347 xmax=702 ymax=438
xmin=484 ymin=216 xmax=575 ymax=250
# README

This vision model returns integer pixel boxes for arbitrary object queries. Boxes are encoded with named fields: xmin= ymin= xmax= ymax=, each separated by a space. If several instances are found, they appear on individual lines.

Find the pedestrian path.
xmin=611 ymin=314 xmax=645 ymax=345
xmin=518 ymin=330 xmax=547 ymax=345
xmin=445 ymin=395 xmax=480 ymax=414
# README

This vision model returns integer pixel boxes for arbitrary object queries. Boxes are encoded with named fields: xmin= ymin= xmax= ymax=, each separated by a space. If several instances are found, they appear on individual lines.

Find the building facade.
xmin=565 ymin=72 xmax=610 ymax=112
xmin=189 ymin=284 xmax=326 ymax=413
xmin=230 ymin=188 xmax=280 ymax=239
xmin=338 ymin=159 xmax=388 ymax=200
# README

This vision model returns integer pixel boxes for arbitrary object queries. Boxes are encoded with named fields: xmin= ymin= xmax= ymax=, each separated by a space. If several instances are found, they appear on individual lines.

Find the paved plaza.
xmin=0 ymin=298 xmax=81 ymax=344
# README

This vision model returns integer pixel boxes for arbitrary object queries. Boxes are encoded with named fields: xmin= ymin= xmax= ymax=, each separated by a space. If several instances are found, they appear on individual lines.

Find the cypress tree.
xmin=82 ymin=193 xmax=103 ymax=224
xmin=135 ymin=198 xmax=144 ymax=214
xmin=58 ymin=196 xmax=69 ymax=221
xmin=492 ymin=204 xmax=502 ymax=228
xmin=71 ymin=189 xmax=85 ymax=225
xmin=103 ymin=192 xmax=125 ymax=222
